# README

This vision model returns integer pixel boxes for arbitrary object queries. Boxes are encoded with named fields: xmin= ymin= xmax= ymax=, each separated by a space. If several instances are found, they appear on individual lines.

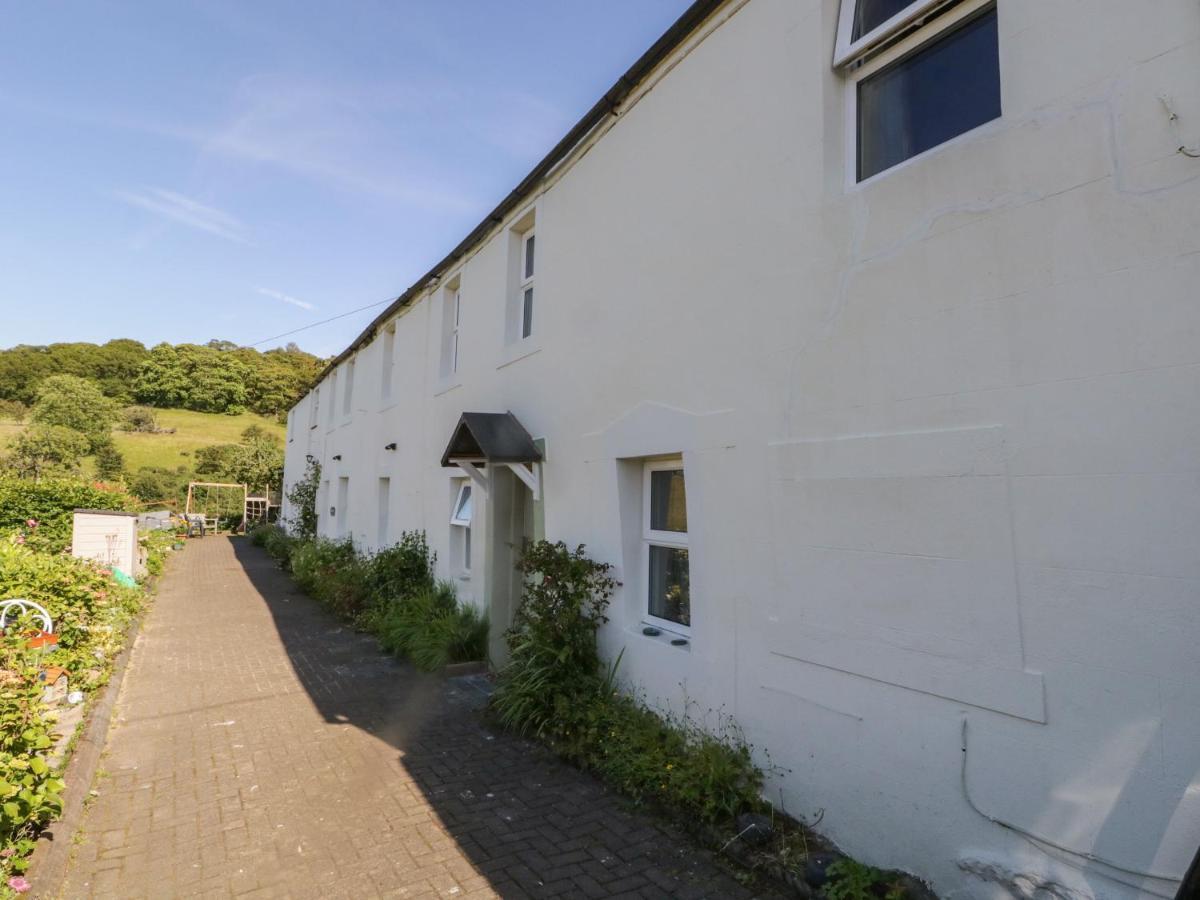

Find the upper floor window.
xmin=310 ymin=388 xmax=320 ymax=428
xmin=342 ymin=360 xmax=355 ymax=418
xmin=505 ymin=208 xmax=537 ymax=347
xmin=519 ymin=231 xmax=535 ymax=340
xmin=644 ymin=459 xmax=690 ymax=632
xmin=326 ymin=372 xmax=337 ymax=426
xmin=439 ymin=277 xmax=463 ymax=380
xmin=380 ymin=323 xmax=395 ymax=403
xmin=837 ymin=1 xmax=1000 ymax=182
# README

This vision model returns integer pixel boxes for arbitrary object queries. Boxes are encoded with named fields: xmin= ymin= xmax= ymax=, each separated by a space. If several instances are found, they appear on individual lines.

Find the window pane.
xmin=649 ymin=469 xmax=687 ymax=532
xmin=454 ymin=485 xmax=473 ymax=524
xmin=852 ymin=0 xmax=915 ymax=40
xmin=524 ymin=234 xmax=535 ymax=279
xmin=857 ymin=8 xmax=1000 ymax=181
xmin=522 ymin=288 xmax=534 ymax=339
xmin=649 ymin=545 xmax=690 ymax=626
xmin=464 ymin=526 xmax=471 ymax=570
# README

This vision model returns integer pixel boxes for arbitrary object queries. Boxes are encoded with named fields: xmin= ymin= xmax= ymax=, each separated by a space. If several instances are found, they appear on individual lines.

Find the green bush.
xmin=285 ymin=456 xmax=320 ymax=541
xmin=288 ymin=538 xmax=371 ymax=616
xmin=491 ymin=540 xmax=763 ymax=827
xmin=0 ymin=479 xmax=130 ymax=552
xmin=0 ymin=634 xmax=65 ymax=878
xmin=362 ymin=531 xmax=436 ymax=606
xmin=0 ymin=531 xmax=147 ymax=878
xmin=492 ymin=541 xmax=617 ymax=736
xmin=365 ymin=581 xmax=487 ymax=671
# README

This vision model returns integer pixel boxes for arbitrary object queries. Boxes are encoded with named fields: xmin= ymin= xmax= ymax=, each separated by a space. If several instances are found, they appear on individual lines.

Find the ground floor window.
xmin=450 ymin=481 xmax=473 ymax=573
xmin=643 ymin=459 xmax=689 ymax=630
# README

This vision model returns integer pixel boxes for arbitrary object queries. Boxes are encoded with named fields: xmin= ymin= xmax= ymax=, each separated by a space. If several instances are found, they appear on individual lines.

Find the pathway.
xmin=58 ymin=537 xmax=773 ymax=899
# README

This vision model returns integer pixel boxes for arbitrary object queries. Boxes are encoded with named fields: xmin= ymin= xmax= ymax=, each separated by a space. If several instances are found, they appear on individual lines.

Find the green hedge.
xmin=0 ymin=479 xmax=131 ymax=552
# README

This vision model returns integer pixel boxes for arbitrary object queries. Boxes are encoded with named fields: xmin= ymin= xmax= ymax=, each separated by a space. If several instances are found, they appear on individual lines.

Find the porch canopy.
xmin=440 ymin=412 xmax=541 ymax=467
xmin=440 ymin=412 xmax=543 ymax=498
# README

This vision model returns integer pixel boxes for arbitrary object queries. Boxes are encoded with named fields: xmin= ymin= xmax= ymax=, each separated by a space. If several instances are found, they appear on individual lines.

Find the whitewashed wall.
xmin=283 ymin=1 xmax=1200 ymax=896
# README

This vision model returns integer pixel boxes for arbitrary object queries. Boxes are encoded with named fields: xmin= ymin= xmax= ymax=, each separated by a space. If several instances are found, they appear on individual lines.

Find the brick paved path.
xmin=59 ymin=537 xmax=776 ymax=899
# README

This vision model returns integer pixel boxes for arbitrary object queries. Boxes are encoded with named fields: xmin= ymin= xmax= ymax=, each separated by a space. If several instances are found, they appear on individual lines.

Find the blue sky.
xmin=0 ymin=0 xmax=691 ymax=356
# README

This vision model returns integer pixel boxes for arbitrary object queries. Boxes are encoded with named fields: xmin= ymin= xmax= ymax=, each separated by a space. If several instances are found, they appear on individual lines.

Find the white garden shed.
xmin=71 ymin=509 xmax=142 ymax=579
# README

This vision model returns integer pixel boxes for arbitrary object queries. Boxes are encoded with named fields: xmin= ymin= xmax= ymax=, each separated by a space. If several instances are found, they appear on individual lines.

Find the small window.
xmin=856 ymin=7 xmax=1000 ymax=181
xmin=327 ymin=372 xmax=337 ymax=426
xmin=450 ymin=483 xmax=473 ymax=527
xmin=381 ymin=324 xmax=395 ymax=403
xmin=519 ymin=232 xmax=535 ymax=340
xmin=310 ymin=389 xmax=320 ymax=428
xmin=342 ymin=360 xmax=355 ymax=418
xmin=450 ymin=482 xmax=473 ymax=572
xmin=377 ymin=477 xmax=391 ymax=547
xmin=643 ymin=460 xmax=689 ymax=631
xmin=451 ymin=288 xmax=462 ymax=373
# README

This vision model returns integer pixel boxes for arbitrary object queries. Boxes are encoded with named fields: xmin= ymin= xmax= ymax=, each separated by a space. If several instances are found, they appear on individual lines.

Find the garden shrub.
xmin=492 ymin=541 xmax=617 ymax=736
xmin=0 ymin=634 xmax=65 ymax=879
xmin=361 ymin=531 xmax=436 ymax=606
xmin=364 ymin=581 xmax=487 ymax=671
xmin=288 ymin=538 xmax=370 ymax=616
xmin=491 ymin=540 xmax=765 ymax=827
xmin=0 ymin=528 xmax=148 ymax=880
xmin=285 ymin=456 xmax=321 ymax=541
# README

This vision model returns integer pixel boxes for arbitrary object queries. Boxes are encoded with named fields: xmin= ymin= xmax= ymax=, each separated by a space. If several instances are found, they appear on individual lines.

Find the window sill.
xmin=635 ymin=623 xmax=691 ymax=651
xmin=434 ymin=377 xmax=463 ymax=398
xmin=497 ymin=339 xmax=541 ymax=370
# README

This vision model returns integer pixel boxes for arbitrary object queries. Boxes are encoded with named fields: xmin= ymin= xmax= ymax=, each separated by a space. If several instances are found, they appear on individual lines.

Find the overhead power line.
xmin=248 ymin=297 xmax=394 ymax=348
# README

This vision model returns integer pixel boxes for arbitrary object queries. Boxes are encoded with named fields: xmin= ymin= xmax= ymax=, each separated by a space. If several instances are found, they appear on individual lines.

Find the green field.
xmin=0 ymin=408 xmax=285 ymax=477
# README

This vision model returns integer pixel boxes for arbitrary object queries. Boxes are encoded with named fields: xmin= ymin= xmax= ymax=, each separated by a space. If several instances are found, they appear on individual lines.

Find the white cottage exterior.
xmin=282 ymin=1 xmax=1200 ymax=896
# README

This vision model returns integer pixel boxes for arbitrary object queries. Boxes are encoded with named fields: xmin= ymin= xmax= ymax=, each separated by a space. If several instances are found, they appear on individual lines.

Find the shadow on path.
xmin=230 ymin=539 xmax=774 ymax=899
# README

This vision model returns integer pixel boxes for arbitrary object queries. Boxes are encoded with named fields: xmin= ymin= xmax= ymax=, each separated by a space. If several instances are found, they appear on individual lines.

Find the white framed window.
xmin=519 ymin=231 xmax=535 ymax=340
xmin=839 ymin=0 xmax=1000 ymax=183
xmin=380 ymin=323 xmax=396 ymax=403
xmin=439 ymin=277 xmax=464 ymax=380
xmin=342 ymin=359 xmax=355 ymax=419
xmin=450 ymin=481 xmax=473 ymax=572
xmin=336 ymin=476 xmax=349 ymax=539
xmin=310 ymin=389 xmax=320 ymax=429
xmin=451 ymin=287 xmax=462 ymax=373
xmin=326 ymin=372 xmax=337 ymax=427
xmin=377 ymin=477 xmax=390 ymax=548
xmin=642 ymin=459 xmax=690 ymax=633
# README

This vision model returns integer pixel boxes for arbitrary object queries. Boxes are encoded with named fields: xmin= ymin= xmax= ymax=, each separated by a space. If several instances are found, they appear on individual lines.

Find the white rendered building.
xmin=283 ymin=1 xmax=1200 ymax=896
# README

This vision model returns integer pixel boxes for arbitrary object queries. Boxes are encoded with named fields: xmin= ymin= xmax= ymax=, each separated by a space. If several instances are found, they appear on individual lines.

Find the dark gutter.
xmin=305 ymin=0 xmax=731 ymax=391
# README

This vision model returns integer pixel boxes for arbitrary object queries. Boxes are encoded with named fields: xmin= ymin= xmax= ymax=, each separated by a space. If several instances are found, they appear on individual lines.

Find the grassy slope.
xmin=0 ymin=408 xmax=285 ymax=475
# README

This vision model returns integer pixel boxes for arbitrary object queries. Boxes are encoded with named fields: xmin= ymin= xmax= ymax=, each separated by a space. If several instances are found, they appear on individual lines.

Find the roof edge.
xmin=303 ymin=0 xmax=731 ymax=395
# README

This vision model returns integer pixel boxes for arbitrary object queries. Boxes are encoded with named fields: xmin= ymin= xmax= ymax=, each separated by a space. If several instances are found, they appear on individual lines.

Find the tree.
xmin=29 ymin=375 xmax=117 ymax=449
xmin=0 ymin=400 xmax=27 ymax=423
xmin=2 ymin=425 xmax=90 ymax=481
xmin=93 ymin=436 xmax=125 ymax=481
xmin=195 ymin=434 xmax=283 ymax=494
xmin=133 ymin=344 xmax=189 ymax=408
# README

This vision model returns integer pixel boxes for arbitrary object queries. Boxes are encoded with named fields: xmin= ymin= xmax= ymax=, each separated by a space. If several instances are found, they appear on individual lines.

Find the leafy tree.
xmin=92 ymin=436 xmax=125 ymax=481
xmin=133 ymin=344 xmax=190 ymax=408
xmin=0 ymin=400 xmax=27 ymax=423
xmin=128 ymin=466 xmax=189 ymax=503
xmin=195 ymin=438 xmax=283 ymax=493
xmin=2 ymin=426 xmax=89 ymax=481
xmin=29 ymin=375 xmax=116 ymax=449
xmin=118 ymin=406 xmax=158 ymax=433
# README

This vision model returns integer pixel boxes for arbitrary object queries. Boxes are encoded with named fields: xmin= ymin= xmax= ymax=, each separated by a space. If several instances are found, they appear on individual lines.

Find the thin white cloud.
xmin=256 ymin=287 xmax=315 ymax=311
xmin=112 ymin=187 xmax=250 ymax=244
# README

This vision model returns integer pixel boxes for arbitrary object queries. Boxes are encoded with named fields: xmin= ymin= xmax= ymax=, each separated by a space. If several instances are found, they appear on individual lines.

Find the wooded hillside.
xmin=0 ymin=339 xmax=323 ymax=418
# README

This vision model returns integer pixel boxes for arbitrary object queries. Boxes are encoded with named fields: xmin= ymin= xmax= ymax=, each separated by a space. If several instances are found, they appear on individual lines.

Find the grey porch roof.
xmin=440 ymin=412 xmax=543 ymax=467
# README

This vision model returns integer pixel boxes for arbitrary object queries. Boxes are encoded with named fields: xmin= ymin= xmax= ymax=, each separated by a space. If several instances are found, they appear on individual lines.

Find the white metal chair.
xmin=0 ymin=599 xmax=54 ymax=633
